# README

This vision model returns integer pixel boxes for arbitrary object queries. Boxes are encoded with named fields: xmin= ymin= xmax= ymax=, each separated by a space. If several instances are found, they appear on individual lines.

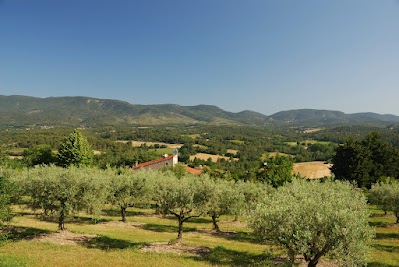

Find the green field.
xmin=0 ymin=204 xmax=398 ymax=266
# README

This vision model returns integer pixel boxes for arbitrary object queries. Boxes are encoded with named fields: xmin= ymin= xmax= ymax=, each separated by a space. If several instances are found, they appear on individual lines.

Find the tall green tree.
xmin=58 ymin=130 xmax=94 ymax=167
xmin=257 ymin=154 xmax=294 ymax=187
xmin=331 ymin=132 xmax=399 ymax=188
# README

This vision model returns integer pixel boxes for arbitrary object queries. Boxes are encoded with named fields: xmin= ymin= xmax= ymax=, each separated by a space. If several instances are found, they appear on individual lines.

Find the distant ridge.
xmin=0 ymin=95 xmax=398 ymax=128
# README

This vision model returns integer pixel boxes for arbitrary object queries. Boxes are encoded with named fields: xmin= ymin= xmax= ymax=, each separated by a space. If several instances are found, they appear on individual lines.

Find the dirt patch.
xmin=141 ymin=242 xmax=211 ymax=256
xmin=35 ymin=231 xmax=96 ymax=246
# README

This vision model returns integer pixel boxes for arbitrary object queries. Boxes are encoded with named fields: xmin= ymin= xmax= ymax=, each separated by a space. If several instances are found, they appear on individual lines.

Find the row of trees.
xmin=8 ymin=165 xmax=373 ymax=266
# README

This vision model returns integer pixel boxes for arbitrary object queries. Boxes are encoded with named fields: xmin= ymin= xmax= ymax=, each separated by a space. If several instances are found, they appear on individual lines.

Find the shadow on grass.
xmin=372 ymin=244 xmax=399 ymax=253
xmin=83 ymin=235 xmax=148 ymax=250
xmin=141 ymin=223 xmax=197 ymax=233
xmin=192 ymin=246 xmax=285 ymax=266
xmin=5 ymin=226 xmax=51 ymax=241
xmin=70 ymin=216 xmax=110 ymax=225
xmin=163 ymin=216 xmax=212 ymax=224
xmin=376 ymin=232 xmax=399 ymax=239
xmin=368 ymin=262 xmax=399 ymax=267
xmin=37 ymin=215 xmax=110 ymax=225
xmin=102 ymin=209 xmax=145 ymax=218
xmin=369 ymin=221 xmax=389 ymax=227
xmin=213 ymin=230 xmax=259 ymax=245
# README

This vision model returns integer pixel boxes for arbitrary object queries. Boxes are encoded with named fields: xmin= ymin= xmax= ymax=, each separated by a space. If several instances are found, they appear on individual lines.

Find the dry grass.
xmin=190 ymin=153 xmax=238 ymax=163
xmin=293 ymin=161 xmax=332 ymax=179
xmin=1 ymin=205 xmax=398 ymax=266
xmin=116 ymin=141 xmax=182 ymax=149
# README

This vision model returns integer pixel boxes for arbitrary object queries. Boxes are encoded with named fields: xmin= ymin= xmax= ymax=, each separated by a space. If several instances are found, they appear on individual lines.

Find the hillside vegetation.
xmin=1 ymin=95 xmax=399 ymax=128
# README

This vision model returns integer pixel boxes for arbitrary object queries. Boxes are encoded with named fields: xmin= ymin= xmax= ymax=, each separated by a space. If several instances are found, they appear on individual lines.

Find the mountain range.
xmin=1 ymin=95 xmax=398 ymax=128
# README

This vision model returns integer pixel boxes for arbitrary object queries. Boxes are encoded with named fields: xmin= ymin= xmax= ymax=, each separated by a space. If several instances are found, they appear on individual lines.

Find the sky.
xmin=0 ymin=0 xmax=398 ymax=116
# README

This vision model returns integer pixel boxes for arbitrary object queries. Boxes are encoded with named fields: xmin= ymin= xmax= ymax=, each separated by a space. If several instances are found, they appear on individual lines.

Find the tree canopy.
xmin=249 ymin=179 xmax=373 ymax=267
xmin=58 ymin=130 xmax=94 ymax=167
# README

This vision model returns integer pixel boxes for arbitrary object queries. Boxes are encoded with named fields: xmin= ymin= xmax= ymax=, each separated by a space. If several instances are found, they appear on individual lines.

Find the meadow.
xmin=1 ymin=204 xmax=399 ymax=266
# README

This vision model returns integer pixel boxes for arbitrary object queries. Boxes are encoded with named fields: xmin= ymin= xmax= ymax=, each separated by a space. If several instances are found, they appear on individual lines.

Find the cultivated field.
xmin=292 ymin=161 xmax=332 ymax=179
xmin=116 ymin=141 xmax=182 ymax=149
xmin=1 ymin=205 xmax=398 ymax=266
xmin=190 ymin=153 xmax=238 ymax=163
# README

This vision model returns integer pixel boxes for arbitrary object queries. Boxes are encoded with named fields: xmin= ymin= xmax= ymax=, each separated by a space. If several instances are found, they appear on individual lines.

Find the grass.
xmin=1 ymin=205 xmax=399 ymax=266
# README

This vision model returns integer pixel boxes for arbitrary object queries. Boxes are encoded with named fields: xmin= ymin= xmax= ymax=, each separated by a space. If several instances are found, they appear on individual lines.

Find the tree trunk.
xmin=396 ymin=211 xmax=399 ymax=223
xmin=121 ymin=206 xmax=127 ymax=222
xmin=177 ymin=217 xmax=183 ymax=241
xmin=308 ymin=259 xmax=319 ymax=267
xmin=212 ymin=215 xmax=220 ymax=232
xmin=58 ymin=202 xmax=65 ymax=231
xmin=155 ymin=203 xmax=160 ymax=215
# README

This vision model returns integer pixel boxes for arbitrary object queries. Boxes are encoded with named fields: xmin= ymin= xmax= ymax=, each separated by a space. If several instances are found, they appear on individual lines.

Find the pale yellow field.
xmin=190 ymin=153 xmax=238 ymax=163
xmin=292 ymin=161 xmax=332 ymax=179
xmin=116 ymin=141 xmax=182 ymax=149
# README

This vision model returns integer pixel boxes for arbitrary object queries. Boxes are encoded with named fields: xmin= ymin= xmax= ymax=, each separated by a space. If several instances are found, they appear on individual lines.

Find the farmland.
xmin=0 ymin=203 xmax=398 ymax=266
xmin=292 ymin=161 xmax=332 ymax=179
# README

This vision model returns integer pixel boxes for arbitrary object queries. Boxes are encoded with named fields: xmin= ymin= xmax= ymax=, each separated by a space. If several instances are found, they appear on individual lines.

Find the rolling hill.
xmin=1 ymin=95 xmax=398 ymax=128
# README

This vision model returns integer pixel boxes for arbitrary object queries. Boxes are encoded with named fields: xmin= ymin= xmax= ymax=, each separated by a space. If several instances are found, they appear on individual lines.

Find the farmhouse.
xmin=132 ymin=151 xmax=178 ymax=171
xmin=132 ymin=150 xmax=203 ymax=175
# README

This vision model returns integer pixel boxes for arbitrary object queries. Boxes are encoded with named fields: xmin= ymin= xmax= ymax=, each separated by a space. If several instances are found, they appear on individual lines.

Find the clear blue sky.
xmin=0 ymin=0 xmax=398 ymax=115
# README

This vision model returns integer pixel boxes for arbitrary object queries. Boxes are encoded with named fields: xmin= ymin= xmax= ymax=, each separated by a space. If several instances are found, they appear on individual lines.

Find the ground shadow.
xmin=376 ymin=232 xmax=399 ymax=239
xmin=213 ymin=230 xmax=259 ymax=245
xmin=141 ymin=223 xmax=197 ymax=233
xmin=369 ymin=221 xmax=389 ymax=227
xmin=162 ymin=216 xmax=212 ymax=224
xmin=368 ymin=262 xmax=399 ymax=267
xmin=102 ymin=209 xmax=145 ymax=218
xmin=3 ymin=226 xmax=51 ymax=241
xmin=70 ymin=216 xmax=110 ymax=225
xmin=83 ymin=235 xmax=148 ymax=250
xmin=192 ymin=245 xmax=283 ymax=266
xmin=372 ymin=244 xmax=399 ymax=253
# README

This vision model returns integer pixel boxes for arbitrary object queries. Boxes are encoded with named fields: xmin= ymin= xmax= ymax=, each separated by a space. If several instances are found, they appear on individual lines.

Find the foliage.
xmin=14 ymin=165 xmax=108 ymax=230
xmin=205 ymin=179 xmax=244 ymax=231
xmin=0 ymin=175 xmax=13 ymax=227
xmin=249 ymin=179 xmax=374 ymax=267
xmin=58 ymin=130 xmax=94 ymax=167
xmin=257 ymin=154 xmax=294 ymax=187
xmin=108 ymin=169 xmax=153 ymax=222
xmin=152 ymin=172 xmax=213 ymax=241
xmin=23 ymin=144 xmax=56 ymax=166
xmin=331 ymin=132 xmax=399 ymax=188
xmin=369 ymin=180 xmax=399 ymax=223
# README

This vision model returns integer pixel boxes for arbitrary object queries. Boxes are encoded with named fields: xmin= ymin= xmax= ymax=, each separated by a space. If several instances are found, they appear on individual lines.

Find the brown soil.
xmin=140 ymin=242 xmax=211 ymax=256
xmin=35 ymin=230 xmax=96 ymax=246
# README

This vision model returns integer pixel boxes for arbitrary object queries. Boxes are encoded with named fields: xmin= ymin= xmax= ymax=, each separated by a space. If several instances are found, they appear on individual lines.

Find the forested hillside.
xmin=1 ymin=95 xmax=399 ymax=128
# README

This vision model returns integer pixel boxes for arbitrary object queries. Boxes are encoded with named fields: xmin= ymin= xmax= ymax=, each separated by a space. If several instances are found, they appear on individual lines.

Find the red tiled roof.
xmin=185 ymin=166 xmax=203 ymax=175
xmin=132 ymin=155 xmax=174 ymax=170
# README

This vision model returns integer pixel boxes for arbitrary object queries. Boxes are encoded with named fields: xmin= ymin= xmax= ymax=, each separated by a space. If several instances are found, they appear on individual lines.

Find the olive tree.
xmin=206 ymin=179 xmax=244 ymax=231
xmin=369 ymin=180 xmax=399 ymax=222
xmin=16 ymin=166 xmax=108 ymax=230
xmin=108 ymin=169 xmax=153 ymax=222
xmin=0 ymin=175 xmax=13 ymax=226
xmin=249 ymin=179 xmax=373 ymax=267
xmin=153 ymin=172 xmax=212 ymax=242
